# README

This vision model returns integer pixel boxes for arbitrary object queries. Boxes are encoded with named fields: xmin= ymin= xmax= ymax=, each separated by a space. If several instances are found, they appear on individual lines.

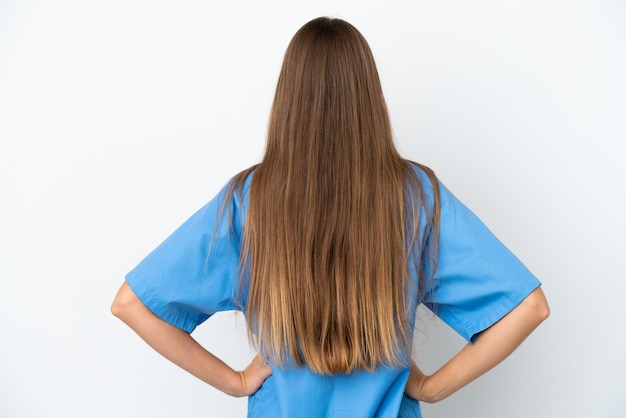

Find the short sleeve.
xmin=422 ymin=183 xmax=541 ymax=342
xmin=125 ymin=181 xmax=247 ymax=334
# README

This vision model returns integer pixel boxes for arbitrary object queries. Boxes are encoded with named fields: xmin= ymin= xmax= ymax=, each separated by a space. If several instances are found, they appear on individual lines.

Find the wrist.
xmin=416 ymin=374 xmax=438 ymax=404
xmin=220 ymin=369 xmax=246 ymax=398
xmin=405 ymin=362 xmax=434 ymax=402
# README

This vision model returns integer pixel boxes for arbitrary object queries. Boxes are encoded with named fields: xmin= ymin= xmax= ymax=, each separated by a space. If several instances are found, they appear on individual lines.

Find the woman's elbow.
xmin=525 ymin=286 xmax=550 ymax=324
xmin=111 ymin=282 xmax=140 ymax=320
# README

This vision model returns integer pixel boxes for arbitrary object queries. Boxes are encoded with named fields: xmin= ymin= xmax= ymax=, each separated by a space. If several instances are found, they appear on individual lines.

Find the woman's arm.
xmin=405 ymin=286 xmax=549 ymax=403
xmin=111 ymin=282 xmax=272 ymax=397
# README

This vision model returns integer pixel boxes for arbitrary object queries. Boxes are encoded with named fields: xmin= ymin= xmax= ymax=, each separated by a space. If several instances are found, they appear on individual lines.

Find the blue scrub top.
xmin=126 ymin=166 xmax=541 ymax=418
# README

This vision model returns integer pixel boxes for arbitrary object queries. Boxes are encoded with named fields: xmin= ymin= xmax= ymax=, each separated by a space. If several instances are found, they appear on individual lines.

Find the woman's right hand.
xmin=405 ymin=361 xmax=432 ymax=402
xmin=404 ymin=287 xmax=549 ymax=403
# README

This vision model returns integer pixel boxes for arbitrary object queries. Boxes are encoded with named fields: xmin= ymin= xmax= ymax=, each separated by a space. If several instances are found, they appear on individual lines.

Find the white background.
xmin=1 ymin=1 xmax=625 ymax=417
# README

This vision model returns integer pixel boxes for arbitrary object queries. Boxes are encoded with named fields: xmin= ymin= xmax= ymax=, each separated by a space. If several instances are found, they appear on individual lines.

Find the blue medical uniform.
xmin=126 ymin=166 xmax=541 ymax=417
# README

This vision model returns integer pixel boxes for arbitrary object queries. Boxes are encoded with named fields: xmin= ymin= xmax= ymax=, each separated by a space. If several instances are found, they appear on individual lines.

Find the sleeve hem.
xmin=125 ymin=274 xmax=199 ymax=334
xmin=461 ymin=278 xmax=542 ymax=343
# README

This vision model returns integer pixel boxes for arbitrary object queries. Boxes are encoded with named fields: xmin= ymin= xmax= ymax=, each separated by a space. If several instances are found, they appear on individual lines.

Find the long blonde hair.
xmin=225 ymin=17 xmax=439 ymax=374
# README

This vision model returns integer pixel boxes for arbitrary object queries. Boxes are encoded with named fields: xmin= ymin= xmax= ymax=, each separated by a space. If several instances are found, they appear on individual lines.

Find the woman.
xmin=112 ymin=17 xmax=549 ymax=417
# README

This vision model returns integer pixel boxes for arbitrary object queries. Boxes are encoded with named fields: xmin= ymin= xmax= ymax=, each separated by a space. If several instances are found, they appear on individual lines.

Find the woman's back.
xmin=232 ymin=17 xmax=439 ymax=376
xmin=113 ymin=16 xmax=548 ymax=418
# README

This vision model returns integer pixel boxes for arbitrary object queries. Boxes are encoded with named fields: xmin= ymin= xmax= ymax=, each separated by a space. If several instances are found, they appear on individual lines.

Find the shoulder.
xmin=225 ymin=167 xmax=255 ymax=216
xmin=403 ymin=159 xmax=441 ymax=209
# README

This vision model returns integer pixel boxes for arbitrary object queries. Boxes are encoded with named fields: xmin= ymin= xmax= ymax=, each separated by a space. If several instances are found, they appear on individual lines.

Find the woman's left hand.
xmin=236 ymin=353 xmax=273 ymax=397
xmin=112 ymin=282 xmax=272 ymax=398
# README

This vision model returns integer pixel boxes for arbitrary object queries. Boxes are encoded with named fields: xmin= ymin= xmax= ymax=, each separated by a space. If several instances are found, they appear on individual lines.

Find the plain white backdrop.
xmin=1 ymin=1 xmax=625 ymax=417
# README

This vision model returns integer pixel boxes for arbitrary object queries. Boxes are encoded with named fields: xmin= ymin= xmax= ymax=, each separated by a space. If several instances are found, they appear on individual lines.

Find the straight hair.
xmin=223 ymin=17 xmax=440 ymax=374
